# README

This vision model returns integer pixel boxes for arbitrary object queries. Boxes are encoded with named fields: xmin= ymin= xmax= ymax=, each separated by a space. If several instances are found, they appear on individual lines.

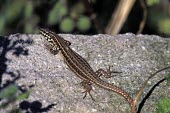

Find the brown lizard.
xmin=40 ymin=28 xmax=135 ymax=111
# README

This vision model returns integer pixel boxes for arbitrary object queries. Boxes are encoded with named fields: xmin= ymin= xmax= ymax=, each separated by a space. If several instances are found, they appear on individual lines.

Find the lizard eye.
xmin=64 ymin=40 xmax=71 ymax=46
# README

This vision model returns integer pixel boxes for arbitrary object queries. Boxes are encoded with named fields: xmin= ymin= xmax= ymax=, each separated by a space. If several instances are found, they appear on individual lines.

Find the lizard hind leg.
xmin=81 ymin=81 xmax=95 ymax=101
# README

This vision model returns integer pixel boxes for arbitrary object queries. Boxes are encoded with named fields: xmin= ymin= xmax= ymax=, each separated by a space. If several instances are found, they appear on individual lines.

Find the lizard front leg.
xmin=95 ymin=66 xmax=122 ymax=78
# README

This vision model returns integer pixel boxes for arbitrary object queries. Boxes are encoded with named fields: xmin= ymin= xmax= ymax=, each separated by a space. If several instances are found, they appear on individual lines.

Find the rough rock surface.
xmin=0 ymin=33 xmax=170 ymax=113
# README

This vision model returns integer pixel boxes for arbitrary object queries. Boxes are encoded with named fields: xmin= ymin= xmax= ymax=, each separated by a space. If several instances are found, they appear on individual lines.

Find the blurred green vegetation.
xmin=146 ymin=0 xmax=170 ymax=36
xmin=155 ymin=72 xmax=170 ymax=113
xmin=0 ymin=0 xmax=169 ymax=36
xmin=0 ymin=0 xmax=91 ymax=35
xmin=146 ymin=0 xmax=160 ymax=6
xmin=155 ymin=98 xmax=170 ymax=113
xmin=0 ymin=84 xmax=30 ymax=113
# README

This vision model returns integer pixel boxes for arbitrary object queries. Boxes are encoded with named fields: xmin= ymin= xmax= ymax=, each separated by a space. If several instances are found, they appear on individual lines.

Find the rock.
xmin=0 ymin=33 xmax=169 ymax=113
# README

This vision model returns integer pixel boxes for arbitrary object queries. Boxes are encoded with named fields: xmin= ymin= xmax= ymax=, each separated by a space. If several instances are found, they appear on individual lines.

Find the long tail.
xmin=95 ymin=79 xmax=134 ymax=108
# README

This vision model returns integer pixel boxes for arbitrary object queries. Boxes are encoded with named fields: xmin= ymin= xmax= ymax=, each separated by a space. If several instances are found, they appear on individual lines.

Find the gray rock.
xmin=0 ymin=33 xmax=170 ymax=113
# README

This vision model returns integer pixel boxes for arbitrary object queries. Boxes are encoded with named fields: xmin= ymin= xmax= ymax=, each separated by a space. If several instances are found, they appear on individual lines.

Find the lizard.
xmin=39 ymin=28 xmax=135 ymax=111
